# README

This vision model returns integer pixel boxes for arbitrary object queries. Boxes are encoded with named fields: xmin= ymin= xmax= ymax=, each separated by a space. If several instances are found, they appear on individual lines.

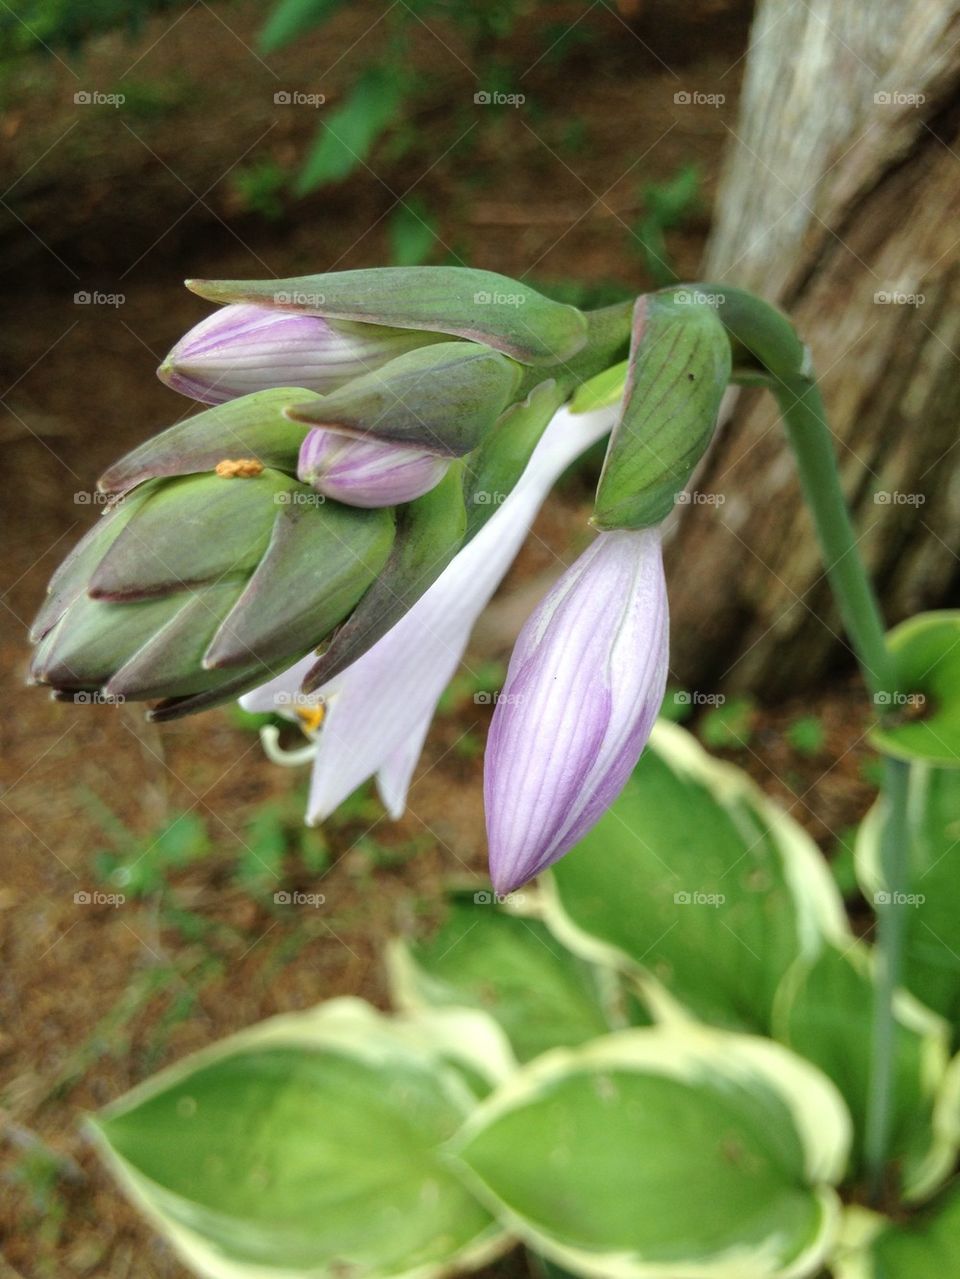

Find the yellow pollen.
xmin=215 ymin=458 xmax=264 ymax=478
xmin=295 ymin=704 xmax=326 ymax=735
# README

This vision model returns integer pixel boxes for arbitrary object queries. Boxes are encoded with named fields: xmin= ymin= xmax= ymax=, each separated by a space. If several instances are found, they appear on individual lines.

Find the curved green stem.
xmin=773 ymin=374 xmax=896 ymax=700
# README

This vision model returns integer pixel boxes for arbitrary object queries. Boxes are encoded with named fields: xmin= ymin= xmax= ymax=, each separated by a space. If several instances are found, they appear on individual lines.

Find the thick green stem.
xmin=772 ymin=371 xmax=904 ymax=1203
xmin=774 ymin=375 xmax=896 ymax=701
xmin=863 ymin=756 xmax=911 ymax=1201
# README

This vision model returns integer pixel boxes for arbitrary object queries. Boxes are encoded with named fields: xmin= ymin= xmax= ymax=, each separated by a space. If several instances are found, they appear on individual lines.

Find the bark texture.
xmin=667 ymin=0 xmax=960 ymax=697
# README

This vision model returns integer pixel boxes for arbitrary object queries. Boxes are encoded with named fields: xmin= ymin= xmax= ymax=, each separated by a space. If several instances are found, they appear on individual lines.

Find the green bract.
xmin=592 ymin=292 xmax=732 ymax=530
xmin=30 ymin=393 xmax=397 ymax=718
xmin=286 ymin=341 xmax=523 ymax=457
xmin=187 ymin=266 xmax=589 ymax=367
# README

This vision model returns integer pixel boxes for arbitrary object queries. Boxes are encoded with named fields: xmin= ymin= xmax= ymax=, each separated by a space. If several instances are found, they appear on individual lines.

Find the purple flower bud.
xmin=297 ymin=427 xmax=450 ymax=508
xmin=484 ymin=528 xmax=668 ymax=893
xmin=158 ymin=304 xmax=441 ymax=405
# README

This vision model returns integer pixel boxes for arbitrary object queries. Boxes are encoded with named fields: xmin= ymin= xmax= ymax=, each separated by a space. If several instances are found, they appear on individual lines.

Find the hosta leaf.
xmin=91 ymin=999 xmax=509 ymax=1279
xmin=542 ymin=720 xmax=847 ymax=1032
xmin=388 ymin=893 xmax=621 ymax=1063
xmin=452 ymin=1025 xmax=850 ymax=1279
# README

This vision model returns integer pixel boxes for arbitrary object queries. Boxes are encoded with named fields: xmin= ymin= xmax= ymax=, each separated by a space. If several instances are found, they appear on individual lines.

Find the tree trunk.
xmin=666 ymin=0 xmax=960 ymax=698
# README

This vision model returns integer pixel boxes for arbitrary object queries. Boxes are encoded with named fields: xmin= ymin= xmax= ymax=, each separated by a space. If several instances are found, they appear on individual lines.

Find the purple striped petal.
xmin=297 ymin=427 xmax=449 ymax=508
xmin=485 ymin=527 xmax=669 ymax=893
xmin=240 ymin=402 xmax=622 ymax=821
xmin=158 ymin=303 xmax=440 ymax=405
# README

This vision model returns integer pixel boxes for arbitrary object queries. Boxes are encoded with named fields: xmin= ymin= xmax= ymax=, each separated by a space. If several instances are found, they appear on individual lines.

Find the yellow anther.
xmin=295 ymin=704 xmax=326 ymax=735
xmin=214 ymin=458 xmax=265 ymax=478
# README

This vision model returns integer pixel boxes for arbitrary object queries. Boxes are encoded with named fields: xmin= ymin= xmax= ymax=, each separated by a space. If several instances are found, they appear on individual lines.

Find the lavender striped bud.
xmin=158 ymin=303 xmax=443 ymax=406
xmin=296 ymin=427 xmax=450 ymax=509
xmin=484 ymin=527 xmax=669 ymax=893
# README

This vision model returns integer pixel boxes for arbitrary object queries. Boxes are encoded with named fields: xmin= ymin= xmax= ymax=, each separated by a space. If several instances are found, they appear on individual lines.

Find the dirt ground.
xmin=0 ymin=2 xmax=882 ymax=1274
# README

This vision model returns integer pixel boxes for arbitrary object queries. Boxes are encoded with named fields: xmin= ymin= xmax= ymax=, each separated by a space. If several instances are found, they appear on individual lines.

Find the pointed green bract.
xmin=99 ymin=389 xmax=316 ymax=495
xmin=90 ymin=470 xmax=297 ymax=600
xmin=286 ymin=341 xmax=522 ymax=457
xmin=187 ymin=267 xmax=589 ymax=366
xmin=452 ymin=1026 xmax=850 ymax=1279
xmin=91 ymin=999 xmax=509 ymax=1279
xmin=301 ymin=464 xmax=466 ymax=692
xmin=203 ymin=499 xmax=394 ymax=669
xmin=868 ymin=612 xmax=960 ymax=768
xmin=463 ymin=379 xmax=566 ymax=538
xmin=541 ymin=721 xmax=847 ymax=1032
xmin=592 ymin=293 xmax=732 ymax=530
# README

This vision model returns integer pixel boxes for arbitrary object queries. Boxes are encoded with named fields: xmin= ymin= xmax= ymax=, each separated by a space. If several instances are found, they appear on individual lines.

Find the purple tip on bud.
xmin=157 ymin=303 xmax=440 ymax=406
xmin=484 ymin=527 xmax=669 ymax=893
xmin=297 ymin=427 xmax=450 ymax=508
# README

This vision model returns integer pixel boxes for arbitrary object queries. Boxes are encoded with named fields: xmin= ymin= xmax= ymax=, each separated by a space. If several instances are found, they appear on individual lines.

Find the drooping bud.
xmin=297 ymin=427 xmax=450 ymax=508
xmin=186 ymin=266 xmax=589 ymax=367
xmin=592 ymin=292 xmax=732 ymax=530
xmin=158 ymin=303 xmax=445 ymax=405
xmin=30 ymin=464 xmax=395 ymax=717
xmin=484 ymin=527 xmax=669 ymax=893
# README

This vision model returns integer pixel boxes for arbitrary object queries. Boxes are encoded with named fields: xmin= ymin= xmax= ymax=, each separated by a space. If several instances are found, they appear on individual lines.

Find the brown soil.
xmin=1 ymin=2 xmax=880 ymax=1275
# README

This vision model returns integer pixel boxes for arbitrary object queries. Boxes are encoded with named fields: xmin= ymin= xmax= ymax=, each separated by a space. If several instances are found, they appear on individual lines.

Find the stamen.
xmin=295 ymin=703 xmax=326 ymax=735
xmin=259 ymin=725 xmax=317 ymax=768
xmin=214 ymin=458 xmax=265 ymax=478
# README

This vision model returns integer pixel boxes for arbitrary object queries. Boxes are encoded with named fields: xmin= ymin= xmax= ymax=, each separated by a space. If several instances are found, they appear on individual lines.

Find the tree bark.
xmin=666 ymin=0 xmax=960 ymax=698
